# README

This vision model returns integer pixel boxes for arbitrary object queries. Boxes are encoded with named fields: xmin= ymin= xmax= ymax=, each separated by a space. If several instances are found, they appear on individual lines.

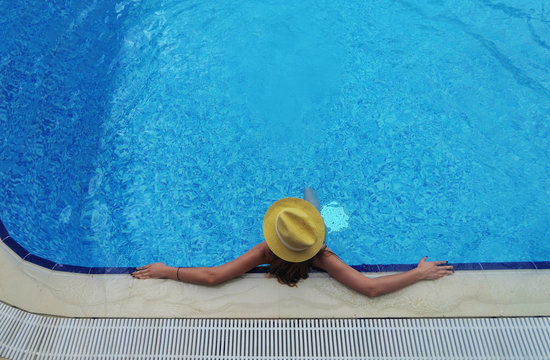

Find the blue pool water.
xmin=1 ymin=0 xmax=549 ymax=268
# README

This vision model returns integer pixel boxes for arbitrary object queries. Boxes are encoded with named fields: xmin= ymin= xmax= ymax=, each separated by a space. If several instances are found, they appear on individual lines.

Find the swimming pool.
xmin=1 ymin=0 xmax=549 ymax=270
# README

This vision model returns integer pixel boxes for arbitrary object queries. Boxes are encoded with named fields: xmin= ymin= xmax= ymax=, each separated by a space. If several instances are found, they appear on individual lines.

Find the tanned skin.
xmin=132 ymin=242 xmax=453 ymax=298
xmin=132 ymin=188 xmax=454 ymax=297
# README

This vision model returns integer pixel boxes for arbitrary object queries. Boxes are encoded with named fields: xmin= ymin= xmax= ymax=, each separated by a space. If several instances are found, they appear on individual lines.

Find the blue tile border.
xmin=3 ymin=237 xmax=30 ymax=259
xmin=53 ymin=264 xmax=94 ymax=274
xmin=0 ymin=219 xmax=9 ymax=241
xmin=378 ymin=264 xmax=417 ymax=272
xmin=534 ymin=261 xmax=550 ymax=270
xmin=2 ymin=218 xmax=550 ymax=275
xmin=480 ymin=261 xmax=537 ymax=270
xmin=23 ymin=254 xmax=57 ymax=270
xmin=452 ymin=262 xmax=483 ymax=271
xmin=89 ymin=267 xmax=135 ymax=275
xmin=353 ymin=264 xmax=381 ymax=273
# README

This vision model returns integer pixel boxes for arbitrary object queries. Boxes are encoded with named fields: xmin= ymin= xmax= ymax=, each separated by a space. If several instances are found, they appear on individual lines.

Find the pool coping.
xmin=2 ymin=218 xmax=550 ymax=319
xmin=2 ymin=219 xmax=549 ymax=275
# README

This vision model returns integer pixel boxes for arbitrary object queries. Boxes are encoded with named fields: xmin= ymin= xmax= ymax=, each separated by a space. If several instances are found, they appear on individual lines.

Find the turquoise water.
xmin=1 ymin=0 xmax=549 ymax=267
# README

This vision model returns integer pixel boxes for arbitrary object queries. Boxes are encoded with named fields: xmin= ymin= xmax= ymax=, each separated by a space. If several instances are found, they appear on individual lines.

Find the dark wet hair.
xmin=267 ymin=245 xmax=331 ymax=287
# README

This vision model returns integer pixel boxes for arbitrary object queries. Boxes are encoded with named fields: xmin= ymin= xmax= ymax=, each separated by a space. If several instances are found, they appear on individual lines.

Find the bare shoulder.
xmin=249 ymin=241 xmax=271 ymax=264
xmin=312 ymin=247 xmax=345 ymax=271
xmin=209 ymin=241 xmax=270 ymax=284
xmin=228 ymin=241 xmax=271 ymax=267
xmin=311 ymin=247 xmax=375 ymax=295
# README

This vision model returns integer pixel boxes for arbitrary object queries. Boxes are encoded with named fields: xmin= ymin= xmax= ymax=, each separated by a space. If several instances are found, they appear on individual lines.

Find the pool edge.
xmin=2 ymin=219 xmax=549 ymax=275
xmin=2 ymin=236 xmax=550 ymax=319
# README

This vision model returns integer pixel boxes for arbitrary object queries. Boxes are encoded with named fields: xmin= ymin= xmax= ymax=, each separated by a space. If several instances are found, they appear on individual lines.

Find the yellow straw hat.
xmin=263 ymin=197 xmax=325 ymax=263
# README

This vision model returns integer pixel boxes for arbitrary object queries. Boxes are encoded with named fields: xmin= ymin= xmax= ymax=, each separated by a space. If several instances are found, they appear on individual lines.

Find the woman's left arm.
xmin=313 ymin=251 xmax=453 ymax=298
xmin=132 ymin=242 xmax=270 ymax=286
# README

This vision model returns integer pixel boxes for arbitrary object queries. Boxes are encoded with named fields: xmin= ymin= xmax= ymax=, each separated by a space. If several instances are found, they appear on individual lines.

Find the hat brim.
xmin=263 ymin=197 xmax=325 ymax=263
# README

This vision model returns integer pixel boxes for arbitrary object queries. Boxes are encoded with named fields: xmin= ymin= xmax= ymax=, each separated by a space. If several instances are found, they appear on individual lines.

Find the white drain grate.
xmin=1 ymin=301 xmax=550 ymax=359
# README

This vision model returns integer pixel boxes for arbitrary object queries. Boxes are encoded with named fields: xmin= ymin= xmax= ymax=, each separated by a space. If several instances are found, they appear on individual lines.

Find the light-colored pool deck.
xmin=1 ymin=241 xmax=549 ymax=318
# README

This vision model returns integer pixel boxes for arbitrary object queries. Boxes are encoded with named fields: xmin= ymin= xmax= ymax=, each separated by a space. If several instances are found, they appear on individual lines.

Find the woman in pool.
xmin=132 ymin=188 xmax=453 ymax=297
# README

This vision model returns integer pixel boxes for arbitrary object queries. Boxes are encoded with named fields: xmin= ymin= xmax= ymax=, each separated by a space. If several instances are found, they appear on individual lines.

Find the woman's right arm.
xmin=132 ymin=242 xmax=270 ymax=286
xmin=313 ymin=250 xmax=453 ymax=298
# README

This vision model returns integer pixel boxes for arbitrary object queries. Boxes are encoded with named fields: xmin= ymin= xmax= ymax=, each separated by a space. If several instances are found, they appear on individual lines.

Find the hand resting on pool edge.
xmin=132 ymin=189 xmax=454 ymax=298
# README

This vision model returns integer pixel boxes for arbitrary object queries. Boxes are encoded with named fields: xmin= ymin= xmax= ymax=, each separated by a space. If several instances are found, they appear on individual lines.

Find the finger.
xmin=419 ymin=256 xmax=428 ymax=263
xmin=134 ymin=272 xmax=147 ymax=279
xmin=133 ymin=269 xmax=148 ymax=277
xmin=435 ymin=261 xmax=448 ymax=265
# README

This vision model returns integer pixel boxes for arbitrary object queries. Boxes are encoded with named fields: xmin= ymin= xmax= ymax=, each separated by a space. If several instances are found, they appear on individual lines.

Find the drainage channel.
xmin=1 ymin=301 xmax=549 ymax=359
